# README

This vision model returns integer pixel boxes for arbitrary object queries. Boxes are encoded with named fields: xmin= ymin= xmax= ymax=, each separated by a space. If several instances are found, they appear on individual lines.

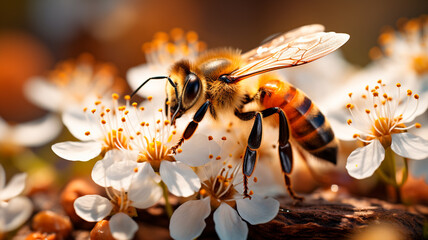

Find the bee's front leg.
xmin=171 ymin=100 xmax=211 ymax=154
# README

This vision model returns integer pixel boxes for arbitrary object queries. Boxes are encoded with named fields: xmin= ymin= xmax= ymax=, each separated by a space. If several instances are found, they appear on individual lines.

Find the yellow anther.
xmin=373 ymin=104 xmax=378 ymax=108
xmin=377 ymin=79 xmax=382 ymax=84
xmin=140 ymin=107 xmax=145 ymax=111
xmin=396 ymin=83 xmax=401 ymax=87
xmin=375 ymin=86 xmax=379 ymax=90
xmin=118 ymin=106 xmax=126 ymax=111
xmin=172 ymin=130 xmax=177 ymax=135
xmin=373 ymin=92 xmax=379 ymax=97
xmin=148 ymin=96 xmax=153 ymax=101
xmin=347 ymin=119 xmax=352 ymax=125
xmin=365 ymin=109 xmax=371 ymax=114
xmin=227 ymin=164 xmax=233 ymax=169
xmin=121 ymin=117 xmax=126 ymax=122
xmin=85 ymin=131 xmax=90 ymax=136
xmin=136 ymin=131 xmax=141 ymax=135
xmin=134 ymin=167 xmax=138 ymax=173
xmin=146 ymin=123 xmax=150 ymax=126
xmin=132 ymin=102 xmax=138 ymax=107
xmin=158 ymin=108 xmax=163 ymax=112
xmin=365 ymin=85 xmax=369 ymax=91
xmin=216 ymin=156 xmax=221 ymax=160
xmin=353 ymin=134 xmax=360 ymax=138
xmin=221 ymin=136 xmax=227 ymax=141
xmin=208 ymin=136 xmax=213 ymax=141
xmin=124 ymin=95 xmax=130 ymax=100
xmin=130 ymin=136 xmax=134 ymax=140
xmin=156 ymin=119 xmax=161 ymax=124
xmin=414 ymin=94 xmax=419 ymax=99
xmin=249 ymin=190 xmax=254 ymax=195
xmin=186 ymin=31 xmax=198 ymax=43
xmin=177 ymin=148 xmax=183 ymax=153
xmin=112 ymin=93 xmax=119 ymax=100
xmin=346 ymin=103 xmax=353 ymax=109
xmin=118 ymin=128 xmax=123 ymax=132
xmin=209 ymin=154 xmax=213 ymax=159
xmin=91 ymin=109 xmax=96 ymax=114
xmin=348 ymin=92 xmax=353 ymax=98
xmin=124 ymin=110 xmax=129 ymax=115
xmin=164 ymin=120 xmax=171 ymax=125
xmin=140 ymin=122 xmax=145 ymax=126
xmin=361 ymin=94 xmax=367 ymax=99
xmin=387 ymin=97 xmax=392 ymax=101
xmin=95 ymin=100 xmax=101 ymax=105
xmin=407 ymin=90 xmax=413 ymax=96
xmin=166 ymin=101 xmax=171 ymax=105
xmin=83 ymin=107 xmax=88 ymax=112
xmin=101 ymin=120 xmax=107 ymax=124
xmin=229 ymin=153 xmax=233 ymax=157
xmin=100 ymin=112 xmax=105 ymax=117
xmin=106 ymin=108 xmax=111 ymax=113
xmin=415 ymin=123 xmax=421 ymax=128
xmin=199 ymin=189 xmax=207 ymax=196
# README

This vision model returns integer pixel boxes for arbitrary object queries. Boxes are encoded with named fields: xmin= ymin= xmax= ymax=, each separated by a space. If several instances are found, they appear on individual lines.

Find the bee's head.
xmin=167 ymin=60 xmax=205 ymax=124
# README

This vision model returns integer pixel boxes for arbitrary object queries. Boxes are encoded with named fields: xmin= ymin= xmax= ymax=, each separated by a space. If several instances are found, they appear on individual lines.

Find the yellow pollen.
xmin=415 ymin=123 xmax=421 ymax=128
xmin=140 ymin=107 xmax=145 ymax=111
xmin=124 ymin=110 xmax=129 ymax=115
xmin=106 ymin=108 xmax=111 ymax=113
xmin=377 ymin=79 xmax=382 ymax=84
xmin=221 ymin=136 xmax=227 ymax=141
xmin=375 ymin=86 xmax=379 ymax=90
xmin=347 ymin=119 xmax=352 ymax=125
xmin=414 ymin=94 xmax=419 ymax=99
xmin=172 ymin=130 xmax=177 ymax=135
xmin=130 ymin=136 xmax=134 ymax=140
xmin=346 ymin=103 xmax=353 ymax=109
xmin=121 ymin=117 xmax=126 ymax=122
xmin=365 ymin=109 xmax=371 ymax=114
xmin=365 ymin=85 xmax=369 ymax=91
xmin=140 ymin=122 xmax=145 ymax=126
xmin=396 ymin=83 xmax=401 ymax=88
xmin=208 ymin=136 xmax=213 ymax=141
xmin=158 ymin=108 xmax=163 ymax=112
xmin=177 ymin=148 xmax=183 ymax=153
xmin=216 ymin=156 xmax=221 ymax=160
xmin=118 ymin=128 xmax=123 ymax=132
xmin=348 ymin=92 xmax=353 ymax=98
xmin=164 ymin=120 xmax=171 ymax=125
xmin=85 ymin=131 xmax=90 ymax=136
xmin=166 ymin=101 xmax=171 ymax=105
xmin=353 ymin=134 xmax=360 ymax=138
xmin=146 ymin=123 xmax=150 ymax=127
xmin=136 ymin=131 xmax=141 ymax=135
xmin=200 ymin=189 xmax=207 ymax=196
xmin=382 ymin=100 xmax=386 ymax=105
xmin=227 ymin=164 xmax=232 ymax=169
xmin=374 ymin=104 xmax=378 ymax=108
xmin=124 ymin=95 xmax=130 ymax=100
xmin=383 ymin=93 xmax=388 ymax=98
xmin=134 ymin=167 xmax=138 ymax=173
xmin=373 ymin=92 xmax=379 ymax=97
xmin=387 ymin=97 xmax=392 ymax=101
xmin=407 ymin=90 xmax=413 ymax=96
xmin=83 ymin=107 xmax=88 ymax=112
xmin=95 ymin=100 xmax=101 ymax=105
xmin=112 ymin=93 xmax=119 ymax=100
xmin=156 ymin=119 xmax=161 ymax=124
xmin=100 ymin=112 xmax=105 ymax=117
xmin=132 ymin=102 xmax=138 ymax=107
xmin=101 ymin=120 xmax=107 ymax=124
xmin=209 ymin=154 xmax=214 ymax=159
xmin=148 ymin=96 xmax=153 ymax=101
xmin=119 ymin=106 xmax=126 ymax=111
xmin=249 ymin=190 xmax=254 ymax=195
xmin=362 ymin=94 xmax=367 ymax=99
xmin=253 ymin=177 xmax=258 ymax=183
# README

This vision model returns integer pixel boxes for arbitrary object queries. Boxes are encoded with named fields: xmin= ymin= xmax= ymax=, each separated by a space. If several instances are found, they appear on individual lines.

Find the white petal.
xmin=127 ymin=64 xmax=168 ymax=100
xmin=169 ymin=197 xmax=211 ymax=240
xmin=73 ymin=195 xmax=112 ymax=222
xmin=213 ymin=203 xmax=248 ymax=240
xmin=62 ymin=110 xmax=101 ymax=141
xmin=109 ymin=213 xmax=138 ymax=240
xmin=24 ymin=77 xmax=63 ymax=111
xmin=175 ymin=134 xmax=221 ymax=166
xmin=236 ymin=195 xmax=279 ymax=225
xmin=391 ymin=133 xmax=428 ymax=160
xmin=0 ymin=173 xmax=26 ymax=201
xmin=0 ymin=196 xmax=33 ymax=232
xmin=9 ymin=114 xmax=62 ymax=147
xmin=328 ymin=113 xmax=362 ymax=141
xmin=159 ymin=161 xmax=201 ymax=197
xmin=128 ymin=165 xmax=162 ymax=209
xmin=400 ymin=92 xmax=428 ymax=122
xmin=346 ymin=140 xmax=385 ymax=179
xmin=0 ymin=164 xmax=5 ymax=190
xmin=106 ymin=159 xmax=137 ymax=191
xmin=91 ymin=154 xmax=115 ymax=187
xmin=52 ymin=141 xmax=102 ymax=161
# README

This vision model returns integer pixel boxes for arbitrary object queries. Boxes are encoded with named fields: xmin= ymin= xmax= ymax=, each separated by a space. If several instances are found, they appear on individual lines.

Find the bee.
xmin=132 ymin=24 xmax=350 ymax=199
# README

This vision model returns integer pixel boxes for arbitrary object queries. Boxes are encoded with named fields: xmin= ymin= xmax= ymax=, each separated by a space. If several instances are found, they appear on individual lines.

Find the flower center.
xmin=137 ymin=140 xmax=175 ymax=172
xmin=102 ymin=129 xmax=128 ymax=154
xmin=110 ymin=190 xmax=137 ymax=217
xmin=412 ymin=55 xmax=428 ymax=76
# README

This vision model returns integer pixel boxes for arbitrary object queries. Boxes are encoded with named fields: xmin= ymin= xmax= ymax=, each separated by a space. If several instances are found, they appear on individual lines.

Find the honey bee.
xmin=132 ymin=24 xmax=349 ymax=199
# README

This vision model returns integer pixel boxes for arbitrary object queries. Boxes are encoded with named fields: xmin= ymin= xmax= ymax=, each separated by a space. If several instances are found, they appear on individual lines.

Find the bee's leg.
xmin=171 ymin=100 xmax=211 ymax=153
xmin=259 ymin=107 xmax=303 ymax=201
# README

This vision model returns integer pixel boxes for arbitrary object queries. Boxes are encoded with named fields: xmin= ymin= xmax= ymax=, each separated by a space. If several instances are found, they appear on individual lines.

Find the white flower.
xmin=169 ymin=157 xmax=279 ymax=240
xmin=0 ymin=164 xmax=33 ymax=233
xmin=0 ymin=114 xmax=62 ymax=151
xmin=338 ymin=81 xmax=428 ymax=179
xmin=127 ymin=29 xmax=205 ymax=102
xmin=52 ymin=93 xmax=131 ymax=161
xmin=74 ymin=150 xmax=162 ymax=240
xmin=25 ymin=53 xmax=122 ymax=113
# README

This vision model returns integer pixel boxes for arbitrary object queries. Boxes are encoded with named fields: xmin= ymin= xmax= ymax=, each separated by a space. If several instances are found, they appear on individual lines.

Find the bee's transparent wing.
xmin=231 ymin=26 xmax=349 ymax=80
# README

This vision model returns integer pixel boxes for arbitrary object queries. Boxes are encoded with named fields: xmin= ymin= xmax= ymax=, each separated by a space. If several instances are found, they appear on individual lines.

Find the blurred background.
xmin=0 ymin=0 xmax=427 ymax=122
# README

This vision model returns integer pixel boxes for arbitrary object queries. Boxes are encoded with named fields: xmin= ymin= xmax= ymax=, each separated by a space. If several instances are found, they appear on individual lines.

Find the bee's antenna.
xmin=130 ymin=76 xmax=181 ymax=124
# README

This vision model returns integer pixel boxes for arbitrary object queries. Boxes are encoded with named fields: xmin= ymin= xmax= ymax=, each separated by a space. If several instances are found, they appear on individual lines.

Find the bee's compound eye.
xmin=182 ymin=73 xmax=202 ymax=108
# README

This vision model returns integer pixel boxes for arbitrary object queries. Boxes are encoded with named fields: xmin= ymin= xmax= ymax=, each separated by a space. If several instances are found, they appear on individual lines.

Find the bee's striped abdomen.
xmin=258 ymin=78 xmax=337 ymax=164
